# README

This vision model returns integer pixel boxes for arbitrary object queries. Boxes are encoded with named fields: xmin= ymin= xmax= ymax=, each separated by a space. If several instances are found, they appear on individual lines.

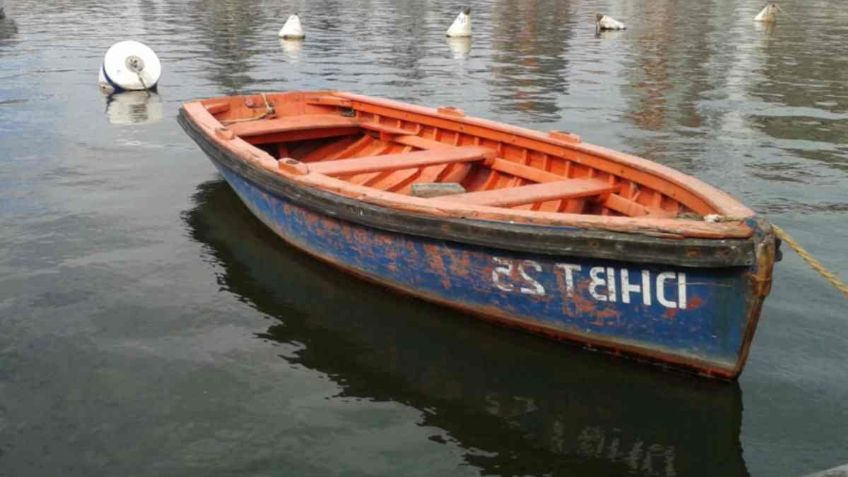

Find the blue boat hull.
xmin=209 ymin=159 xmax=771 ymax=378
xmin=176 ymin=97 xmax=775 ymax=379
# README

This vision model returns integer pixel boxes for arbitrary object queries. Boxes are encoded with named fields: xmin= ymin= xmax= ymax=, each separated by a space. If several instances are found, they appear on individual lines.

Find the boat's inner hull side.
xmin=252 ymin=129 xmax=692 ymax=218
xmin=203 ymin=93 xmax=734 ymax=220
xmin=265 ymin=132 xmax=624 ymax=216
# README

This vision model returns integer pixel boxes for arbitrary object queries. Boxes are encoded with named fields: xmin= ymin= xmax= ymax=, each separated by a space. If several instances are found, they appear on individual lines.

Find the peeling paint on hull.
xmin=213 ymin=161 xmax=764 ymax=379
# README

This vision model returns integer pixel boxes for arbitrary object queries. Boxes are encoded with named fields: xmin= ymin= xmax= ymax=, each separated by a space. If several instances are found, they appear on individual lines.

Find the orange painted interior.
xmin=184 ymin=91 xmax=756 ymax=239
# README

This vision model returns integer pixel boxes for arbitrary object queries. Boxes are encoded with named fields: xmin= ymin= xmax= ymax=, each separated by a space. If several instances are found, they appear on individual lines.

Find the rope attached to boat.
xmin=221 ymin=93 xmax=274 ymax=125
xmin=707 ymin=215 xmax=845 ymax=297
xmin=773 ymin=225 xmax=848 ymax=298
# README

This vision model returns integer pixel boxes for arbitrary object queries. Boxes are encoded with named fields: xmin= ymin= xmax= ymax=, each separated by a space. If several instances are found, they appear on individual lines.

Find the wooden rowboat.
xmin=179 ymin=91 xmax=778 ymax=379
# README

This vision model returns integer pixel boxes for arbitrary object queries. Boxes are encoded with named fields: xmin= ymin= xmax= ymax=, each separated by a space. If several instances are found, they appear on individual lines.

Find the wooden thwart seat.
xmin=228 ymin=115 xmax=360 ymax=137
xmin=228 ymin=115 xmax=361 ymax=144
xmin=438 ymin=179 xmax=620 ymax=208
xmin=479 ymin=158 xmax=667 ymax=216
xmin=308 ymin=146 xmax=494 ymax=177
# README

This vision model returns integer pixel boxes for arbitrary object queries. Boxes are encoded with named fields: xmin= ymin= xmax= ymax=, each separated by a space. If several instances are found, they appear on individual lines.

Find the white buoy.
xmin=278 ymin=14 xmax=304 ymax=39
xmin=446 ymin=8 xmax=471 ymax=38
xmin=754 ymin=3 xmax=782 ymax=22
xmin=98 ymin=40 xmax=161 ymax=92
xmin=595 ymin=13 xmax=626 ymax=31
xmin=104 ymin=91 xmax=163 ymax=125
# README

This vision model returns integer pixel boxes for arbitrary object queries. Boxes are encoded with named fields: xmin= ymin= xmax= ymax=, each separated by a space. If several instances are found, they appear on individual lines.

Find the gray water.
xmin=1 ymin=1 xmax=847 ymax=476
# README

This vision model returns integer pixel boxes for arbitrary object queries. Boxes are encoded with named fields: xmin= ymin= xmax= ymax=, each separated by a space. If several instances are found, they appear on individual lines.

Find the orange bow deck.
xmin=179 ymin=91 xmax=779 ymax=379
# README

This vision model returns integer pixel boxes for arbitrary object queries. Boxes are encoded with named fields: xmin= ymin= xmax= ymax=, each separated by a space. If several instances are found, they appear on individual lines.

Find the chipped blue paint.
xmin=214 ymin=164 xmax=758 ymax=374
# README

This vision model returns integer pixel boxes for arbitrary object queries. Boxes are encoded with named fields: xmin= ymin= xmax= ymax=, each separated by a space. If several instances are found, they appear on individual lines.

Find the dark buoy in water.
xmin=98 ymin=40 xmax=161 ymax=93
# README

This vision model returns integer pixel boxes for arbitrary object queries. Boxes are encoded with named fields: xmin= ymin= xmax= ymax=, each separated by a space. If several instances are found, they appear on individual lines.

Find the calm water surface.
xmin=1 ymin=1 xmax=847 ymax=476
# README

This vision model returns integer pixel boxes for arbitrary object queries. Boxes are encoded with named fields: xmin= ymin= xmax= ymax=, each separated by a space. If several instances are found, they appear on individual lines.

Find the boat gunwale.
xmin=178 ymin=104 xmax=760 ymax=268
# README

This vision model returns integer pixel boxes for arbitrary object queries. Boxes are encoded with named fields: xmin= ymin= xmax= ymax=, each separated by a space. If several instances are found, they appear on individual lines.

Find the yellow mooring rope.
xmin=773 ymin=225 xmax=848 ymax=298
xmin=221 ymin=93 xmax=274 ymax=125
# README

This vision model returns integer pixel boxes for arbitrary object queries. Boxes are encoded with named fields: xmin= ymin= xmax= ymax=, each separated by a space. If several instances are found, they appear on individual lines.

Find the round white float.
xmin=99 ymin=40 xmax=161 ymax=92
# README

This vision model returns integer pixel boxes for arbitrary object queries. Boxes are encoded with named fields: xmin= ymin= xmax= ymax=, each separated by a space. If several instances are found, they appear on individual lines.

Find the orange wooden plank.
xmin=440 ymin=179 xmax=620 ymax=208
xmin=365 ymin=147 xmax=428 ymax=191
xmin=320 ymin=135 xmax=374 ymax=162
xmin=345 ymin=144 xmax=395 ymax=185
xmin=360 ymin=121 xmax=413 ymax=136
xmin=378 ymin=162 xmax=472 ymax=194
xmin=392 ymin=135 xmax=453 ymax=150
xmin=301 ymin=135 xmax=363 ymax=162
xmin=228 ymin=114 xmax=360 ymax=138
xmin=336 ymin=141 xmax=391 ymax=182
xmin=488 ymin=158 xmax=566 ymax=183
xmin=562 ymin=198 xmax=587 ymax=214
xmin=537 ymin=200 xmax=564 ymax=212
xmin=305 ymin=95 xmax=353 ymax=108
xmin=604 ymin=194 xmax=676 ymax=218
xmin=350 ymin=171 xmax=388 ymax=186
xmin=438 ymin=163 xmax=473 ymax=184
xmin=371 ymin=168 xmax=420 ymax=192
xmin=393 ymin=164 xmax=449 ymax=194
xmin=204 ymin=102 xmax=230 ymax=115
xmin=242 ymin=127 xmax=360 ymax=145
xmin=415 ymin=163 xmax=450 ymax=184
xmin=308 ymin=147 xmax=493 ymax=177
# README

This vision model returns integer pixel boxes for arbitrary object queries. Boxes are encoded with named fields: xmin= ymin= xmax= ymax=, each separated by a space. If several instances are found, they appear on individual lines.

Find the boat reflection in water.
xmin=102 ymin=91 xmax=163 ymax=125
xmin=0 ymin=12 xmax=16 ymax=40
xmin=185 ymin=179 xmax=750 ymax=477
